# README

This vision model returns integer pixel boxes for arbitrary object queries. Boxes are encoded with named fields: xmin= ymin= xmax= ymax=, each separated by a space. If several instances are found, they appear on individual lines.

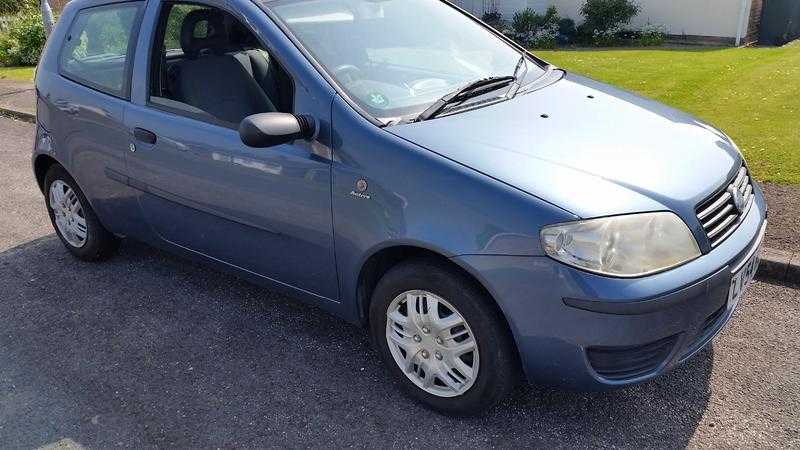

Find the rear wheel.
xmin=44 ymin=165 xmax=119 ymax=261
xmin=369 ymin=259 xmax=520 ymax=416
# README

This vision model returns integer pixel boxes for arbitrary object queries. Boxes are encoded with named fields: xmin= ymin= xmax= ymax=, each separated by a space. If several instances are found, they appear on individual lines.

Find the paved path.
xmin=1 ymin=118 xmax=799 ymax=448
xmin=0 ymin=80 xmax=36 ymax=119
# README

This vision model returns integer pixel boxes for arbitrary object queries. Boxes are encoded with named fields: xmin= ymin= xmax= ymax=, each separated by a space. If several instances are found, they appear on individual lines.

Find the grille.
xmin=696 ymin=166 xmax=754 ymax=247
xmin=586 ymin=335 xmax=677 ymax=381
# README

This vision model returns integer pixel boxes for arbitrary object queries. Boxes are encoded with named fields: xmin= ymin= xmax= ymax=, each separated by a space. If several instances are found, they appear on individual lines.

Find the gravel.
xmin=760 ymin=182 xmax=800 ymax=254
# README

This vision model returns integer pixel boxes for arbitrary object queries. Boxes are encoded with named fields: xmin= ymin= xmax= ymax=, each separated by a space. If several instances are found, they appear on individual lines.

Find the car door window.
xmin=148 ymin=2 xmax=294 ymax=128
xmin=59 ymin=2 xmax=143 ymax=99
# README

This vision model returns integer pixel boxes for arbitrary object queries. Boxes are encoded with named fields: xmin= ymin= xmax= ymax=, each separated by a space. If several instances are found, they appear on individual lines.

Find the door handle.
xmin=133 ymin=128 xmax=158 ymax=145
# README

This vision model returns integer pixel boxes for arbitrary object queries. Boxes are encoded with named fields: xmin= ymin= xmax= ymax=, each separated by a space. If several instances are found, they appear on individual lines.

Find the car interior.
xmin=268 ymin=0 xmax=501 ymax=118
xmin=149 ymin=3 xmax=294 ymax=127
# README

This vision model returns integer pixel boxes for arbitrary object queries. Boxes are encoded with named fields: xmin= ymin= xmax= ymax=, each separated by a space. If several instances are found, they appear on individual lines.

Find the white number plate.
xmin=728 ymin=246 xmax=761 ymax=305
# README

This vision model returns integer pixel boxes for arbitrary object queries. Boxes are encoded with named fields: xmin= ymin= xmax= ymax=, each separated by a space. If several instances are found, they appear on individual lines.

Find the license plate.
xmin=728 ymin=246 xmax=761 ymax=305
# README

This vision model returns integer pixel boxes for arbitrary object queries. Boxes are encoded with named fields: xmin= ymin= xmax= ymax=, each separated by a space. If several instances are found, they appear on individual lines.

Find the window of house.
xmin=148 ymin=2 xmax=294 ymax=127
xmin=59 ymin=2 xmax=143 ymax=98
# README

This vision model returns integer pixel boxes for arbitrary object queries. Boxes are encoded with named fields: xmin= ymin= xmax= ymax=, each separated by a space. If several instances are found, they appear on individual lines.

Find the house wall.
xmin=456 ymin=0 xmax=756 ymax=40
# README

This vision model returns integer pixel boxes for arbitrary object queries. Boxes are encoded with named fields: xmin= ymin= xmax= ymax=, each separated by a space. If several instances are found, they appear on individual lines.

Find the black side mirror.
xmin=239 ymin=113 xmax=315 ymax=148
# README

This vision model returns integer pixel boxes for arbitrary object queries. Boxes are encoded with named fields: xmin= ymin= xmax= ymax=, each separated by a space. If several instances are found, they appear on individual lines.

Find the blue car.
xmin=34 ymin=0 xmax=767 ymax=415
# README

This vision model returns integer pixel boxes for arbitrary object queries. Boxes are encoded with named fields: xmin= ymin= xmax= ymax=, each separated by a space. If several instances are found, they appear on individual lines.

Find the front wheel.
xmin=369 ymin=259 xmax=520 ymax=416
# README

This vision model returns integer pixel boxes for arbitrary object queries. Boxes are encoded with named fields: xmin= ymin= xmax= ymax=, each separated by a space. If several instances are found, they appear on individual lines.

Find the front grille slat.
xmin=702 ymin=204 xmax=734 ymax=229
xmin=742 ymin=183 xmax=752 ymax=200
xmin=739 ymin=176 xmax=749 ymax=192
xmin=696 ymin=166 xmax=754 ymax=248
xmin=697 ymin=191 xmax=731 ymax=220
xmin=733 ymin=169 xmax=747 ymax=188
xmin=707 ymin=214 xmax=737 ymax=240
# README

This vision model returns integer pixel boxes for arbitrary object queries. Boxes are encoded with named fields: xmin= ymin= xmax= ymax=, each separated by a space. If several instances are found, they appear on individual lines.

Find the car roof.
xmin=62 ymin=0 xmax=139 ymax=11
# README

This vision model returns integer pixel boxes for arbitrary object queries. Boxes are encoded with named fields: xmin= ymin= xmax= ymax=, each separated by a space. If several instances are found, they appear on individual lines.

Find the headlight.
xmin=541 ymin=212 xmax=700 ymax=277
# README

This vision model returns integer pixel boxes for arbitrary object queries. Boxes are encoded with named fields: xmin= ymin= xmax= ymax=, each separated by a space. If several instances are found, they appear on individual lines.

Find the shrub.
xmin=557 ymin=17 xmax=577 ymax=44
xmin=0 ymin=9 xmax=46 ymax=66
xmin=558 ymin=18 xmax=576 ymax=37
xmin=510 ymin=6 xmax=562 ymax=48
xmin=591 ymin=25 xmax=624 ymax=47
xmin=580 ymin=0 xmax=640 ymax=35
xmin=512 ymin=8 xmax=540 ymax=35
xmin=638 ymin=22 xmax=666 ymax=46
xmin=530 ymin=23 xmax=558 ymax=49
xmin=481 ymin=9 xmax=502 ymax=26
xmin=0 ymin=0 xmax=38 ymax=16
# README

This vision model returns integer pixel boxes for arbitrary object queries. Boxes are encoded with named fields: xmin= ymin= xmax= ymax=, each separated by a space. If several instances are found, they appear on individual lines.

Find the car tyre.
xmin=44 ymin=165 xmax=120 ymax=261
xmin=369 ymin=258 xmax=520 ymax=416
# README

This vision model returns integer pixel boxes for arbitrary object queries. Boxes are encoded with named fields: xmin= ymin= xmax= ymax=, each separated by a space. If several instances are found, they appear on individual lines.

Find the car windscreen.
xmin=260 ymin=0 xmax=545 ymax=122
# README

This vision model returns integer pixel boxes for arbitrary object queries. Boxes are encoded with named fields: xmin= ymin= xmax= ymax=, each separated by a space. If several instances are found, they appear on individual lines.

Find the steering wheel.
xmin=334 ymin=64 xmax=362 ymax=84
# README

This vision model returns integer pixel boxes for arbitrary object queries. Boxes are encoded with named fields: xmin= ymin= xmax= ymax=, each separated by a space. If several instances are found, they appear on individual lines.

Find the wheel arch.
xmin=33 ymin=154 xmax=107 ymax=232
xmin=356 ymin=244 xmax=522 ymax=369
xmin=34 ymin=153 xmax=61 ymax=193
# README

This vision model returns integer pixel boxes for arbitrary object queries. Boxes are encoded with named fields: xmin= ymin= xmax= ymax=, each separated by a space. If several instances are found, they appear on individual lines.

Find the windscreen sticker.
xmin=367 ymin=92 xmax=389 ymax=109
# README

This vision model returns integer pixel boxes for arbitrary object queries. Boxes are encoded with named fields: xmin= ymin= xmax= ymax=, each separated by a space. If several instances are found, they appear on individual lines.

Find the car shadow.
xmin=0 ymin=236 xmax=713 ymax=449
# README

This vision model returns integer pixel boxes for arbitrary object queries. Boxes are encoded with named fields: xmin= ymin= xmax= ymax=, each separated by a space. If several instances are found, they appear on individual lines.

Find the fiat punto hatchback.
xmin=34 ymin=0 xmax=767 ymax=415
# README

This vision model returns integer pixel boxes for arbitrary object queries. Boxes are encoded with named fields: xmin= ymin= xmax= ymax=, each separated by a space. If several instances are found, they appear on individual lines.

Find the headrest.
xmin=180 ymin=9 xmax=228 ymax=59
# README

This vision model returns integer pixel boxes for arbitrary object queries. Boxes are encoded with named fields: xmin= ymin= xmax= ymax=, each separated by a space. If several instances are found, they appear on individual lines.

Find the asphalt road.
xmin=1 ymin=115 xmax=798 ymax=449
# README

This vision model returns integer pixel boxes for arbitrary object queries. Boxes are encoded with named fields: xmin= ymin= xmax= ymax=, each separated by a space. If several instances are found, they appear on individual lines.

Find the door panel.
xmin=123 ymin=105 xmax=338 ymax=300
xmin=46 ymin=80 xmax=136 ymax=235
xmin=40 ymin=1 xmax=145 ymax=236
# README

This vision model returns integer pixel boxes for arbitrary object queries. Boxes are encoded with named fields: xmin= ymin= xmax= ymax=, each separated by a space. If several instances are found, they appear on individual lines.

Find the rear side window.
xmin=59 ymin=3 xmax=143 ymax=98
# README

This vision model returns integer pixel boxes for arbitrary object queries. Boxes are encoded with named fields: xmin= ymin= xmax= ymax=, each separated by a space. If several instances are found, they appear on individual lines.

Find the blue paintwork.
xmin=122 ymin=0 xmax=340 ymax=301
xmin=389 ymin=73 xmax=744 ymax=254
xmin=34 ymin=0 xmax=768 ymax=389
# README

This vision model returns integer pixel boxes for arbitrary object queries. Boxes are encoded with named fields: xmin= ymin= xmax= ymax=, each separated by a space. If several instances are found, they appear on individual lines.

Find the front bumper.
xmin=454 ymin=188 xmax=768 ymax=389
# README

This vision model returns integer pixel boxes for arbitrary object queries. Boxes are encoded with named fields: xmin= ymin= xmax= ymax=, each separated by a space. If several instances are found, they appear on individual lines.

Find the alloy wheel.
xmin=49 ymin=180 xmax=88 ymax=248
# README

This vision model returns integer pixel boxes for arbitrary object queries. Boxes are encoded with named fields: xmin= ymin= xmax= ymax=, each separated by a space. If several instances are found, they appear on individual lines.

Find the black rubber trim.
xmin=563 ymin=268 xmax=728 ymax=315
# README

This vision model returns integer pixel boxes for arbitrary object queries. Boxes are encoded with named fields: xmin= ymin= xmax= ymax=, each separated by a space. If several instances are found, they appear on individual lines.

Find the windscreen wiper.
xmin=506 ymin=55 xmax=529 ymax=99
xmin=416 ymin=75 xmax=515 ymax=122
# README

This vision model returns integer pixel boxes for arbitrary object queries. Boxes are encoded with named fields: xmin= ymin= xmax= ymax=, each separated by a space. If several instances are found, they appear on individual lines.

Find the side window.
xmin=148 ymin=2 xmax=294 ymax=127
xmin=59 ymin=3 xmax=142 ymax=98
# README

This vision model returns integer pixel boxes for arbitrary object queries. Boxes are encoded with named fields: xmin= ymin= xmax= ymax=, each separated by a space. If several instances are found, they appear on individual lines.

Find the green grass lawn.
xmin=0 ymin=66 xmax=35 ymax=82
xmin=537 ymin=42 xmax=800 ymax=185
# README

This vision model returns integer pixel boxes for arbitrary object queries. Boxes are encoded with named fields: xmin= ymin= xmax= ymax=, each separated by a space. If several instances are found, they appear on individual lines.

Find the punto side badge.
xmin=350 ymin=179 xmax=371 ymax=199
